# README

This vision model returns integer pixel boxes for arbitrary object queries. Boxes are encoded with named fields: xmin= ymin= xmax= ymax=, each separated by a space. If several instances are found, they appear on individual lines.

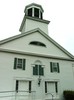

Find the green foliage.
xmin=63 ymin=90 xmax=74 ymax=100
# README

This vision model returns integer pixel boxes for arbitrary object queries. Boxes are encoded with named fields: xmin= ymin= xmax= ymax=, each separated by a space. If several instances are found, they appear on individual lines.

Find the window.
xmin=33 ymin=64 xmax=44 ymax=76
xmin=34 ymin=8 xmax=39 ymax=18
xmin=50 ymin=62 xmax=60 ymax=73
xmin=45 ymin=81 xmax=58 ymax=94
xmin=29 ymin=41 xmax=46 ymax=47
xmin=28 ymin=8 xmax=32 ymax=17
xmin=14 ymin=58 xmax=26 ymax=70
xmin=15 ymin=80 xmax=32 ymax=93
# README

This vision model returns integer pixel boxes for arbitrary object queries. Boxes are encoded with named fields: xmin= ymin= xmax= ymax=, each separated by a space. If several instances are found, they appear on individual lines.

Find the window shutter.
xmin=39 ymin=65 xmax=44 ymax=75
xmin=33 ymin=67 xmax=36 ymax=75
xmin=16 ymin=80 xmax=18 ymax=92
xmin=55 ymin=82 xmax=58 ymax=93
xmin=39 ymin=65 xmax=42 ymax=75
xmin=42 ymin=67 xmax=44 ymax=75
xmin=50 ymin=62 xmax=53 ymax=72
xmin=14 ymin=58 xmax=17 ymax=69
xmin=23 ymin=59 xmax=26 ymax=70
xmin=29 ymin=81 xmax=31 ymax=93
xmin=57 ymin=63 xmax=60 ymax=73
xmin=33 ymin=65 xmax=38 ymax=75
xmin=45 ymin=82 xmax=47 ymax=93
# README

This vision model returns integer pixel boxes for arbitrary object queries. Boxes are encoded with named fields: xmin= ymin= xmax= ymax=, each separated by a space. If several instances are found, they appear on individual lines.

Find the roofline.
xmin=40 ymin=31 xmax=74 ymax=59
xmin=0 ymin=28 xmax=41 ymax=45
xmin=0 ymin=28 xmax=74 ymax=59
xmin=0 ymin=48 xmax=74 ymax=61
xmin=19 ymin=16 xmax=50 ymax=32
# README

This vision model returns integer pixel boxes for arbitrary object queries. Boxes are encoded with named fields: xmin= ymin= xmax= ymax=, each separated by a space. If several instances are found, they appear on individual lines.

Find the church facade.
xmin=0 ymin=3 xmax=74 ymax=100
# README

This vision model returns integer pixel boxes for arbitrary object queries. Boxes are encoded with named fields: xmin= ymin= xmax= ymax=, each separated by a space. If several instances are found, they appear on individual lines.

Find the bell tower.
xmin=19 ymin=3 xmax=50 ymax=34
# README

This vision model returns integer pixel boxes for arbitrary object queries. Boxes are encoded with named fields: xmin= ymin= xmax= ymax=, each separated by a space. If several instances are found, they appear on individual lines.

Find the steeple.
xmin=19 ymin=3 xmax=50 ymax=34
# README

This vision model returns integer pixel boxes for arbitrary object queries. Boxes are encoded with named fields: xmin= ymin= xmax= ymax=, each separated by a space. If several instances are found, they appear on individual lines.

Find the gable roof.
xmin=0 ymin=28 xmax=74 ymax=59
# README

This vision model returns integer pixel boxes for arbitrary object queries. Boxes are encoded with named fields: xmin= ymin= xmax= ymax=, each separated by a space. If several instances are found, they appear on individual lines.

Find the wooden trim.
xmin=0 ymin=48 xmax=74 ymax=61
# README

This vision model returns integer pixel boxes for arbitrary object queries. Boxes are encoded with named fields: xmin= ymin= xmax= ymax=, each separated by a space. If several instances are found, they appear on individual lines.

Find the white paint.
xmin=0 ymin=52 xmax=74 ymax=100
xmin=0 ymin=32 xmax=70 ymax=58
xmin=0 ymin=2 xmax=74 ymax=100
xmin=21 ymin=18 xmax=49 ymax=34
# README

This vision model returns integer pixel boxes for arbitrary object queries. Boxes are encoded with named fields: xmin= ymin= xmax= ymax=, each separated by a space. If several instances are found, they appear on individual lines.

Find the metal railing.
xmin=46 ymin=92 xmax=54 ymax=100
xmin=0 ymin=90 xmax=36 ymax=100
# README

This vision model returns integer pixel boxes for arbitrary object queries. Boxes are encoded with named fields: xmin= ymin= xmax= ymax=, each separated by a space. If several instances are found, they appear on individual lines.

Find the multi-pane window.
xmin=14 ymin=58 xmax=26 ymax=70
xmin=50 ymin=62 xmax=60 ymax=73
xmin=33 ymin=64 xmax=44 ymax=76
xmin=45 ymin=81 xmax=58 ymax=93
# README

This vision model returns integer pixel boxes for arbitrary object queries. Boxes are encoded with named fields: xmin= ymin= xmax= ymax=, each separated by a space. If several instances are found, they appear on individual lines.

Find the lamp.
xmin=38 ymin=76 xmax=41 ymax=86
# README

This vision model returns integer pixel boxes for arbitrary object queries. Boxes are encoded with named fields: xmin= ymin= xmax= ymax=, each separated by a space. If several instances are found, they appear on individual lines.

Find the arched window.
xmin=29 ymin=41 xmax=46 ymax=47
xmin=33 ymin=60 xmax=44 ymax=76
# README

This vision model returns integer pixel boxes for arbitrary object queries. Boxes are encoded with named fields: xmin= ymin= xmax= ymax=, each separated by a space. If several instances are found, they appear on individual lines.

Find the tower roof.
xmin=24 ymin=3 xmax=44 ymax=13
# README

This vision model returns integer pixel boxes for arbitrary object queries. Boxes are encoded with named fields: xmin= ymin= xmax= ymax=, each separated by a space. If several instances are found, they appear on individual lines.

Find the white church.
xmin=0 ymin=3 xmax=74 ymax=100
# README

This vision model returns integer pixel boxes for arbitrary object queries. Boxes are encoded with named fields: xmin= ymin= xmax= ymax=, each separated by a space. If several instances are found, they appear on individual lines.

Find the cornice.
xmin=24 ymin=3 xmax=44 ymax=12
xmin=0 ymin=48 xmax=74 ymax=61
xmin=0 ymin=28 xmax=74 ymax=59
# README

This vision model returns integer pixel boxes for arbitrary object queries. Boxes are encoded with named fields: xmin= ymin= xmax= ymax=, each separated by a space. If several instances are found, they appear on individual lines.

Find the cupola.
xmin=19 ymin=3 xmax=50 ymax=34
xmin=24 ymin=3 xmax=44 ymax=19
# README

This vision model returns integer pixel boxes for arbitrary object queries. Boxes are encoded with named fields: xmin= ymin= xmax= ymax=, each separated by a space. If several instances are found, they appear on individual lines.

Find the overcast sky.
xmin=0 ymin=0 xmax=74 ymax=55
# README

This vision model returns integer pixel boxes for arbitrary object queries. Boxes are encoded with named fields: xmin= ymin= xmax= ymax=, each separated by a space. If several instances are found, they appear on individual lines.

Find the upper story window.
xmin=14 ymin=58 xmax=26 ymax=70
xmin=33 ymin=64 xmax=44 ymax=76
xmin=29 ymin=41 xmax=46 ymax=47
xmin=33 ymin=60 xmax=44 ymax=76
xmin=50 ymin=62 xmax=60 ymax=73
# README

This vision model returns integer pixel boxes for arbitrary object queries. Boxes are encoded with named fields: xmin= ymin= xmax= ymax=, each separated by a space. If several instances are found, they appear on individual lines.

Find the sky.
xmin=0 ymin=0 xmax=74 ymax=55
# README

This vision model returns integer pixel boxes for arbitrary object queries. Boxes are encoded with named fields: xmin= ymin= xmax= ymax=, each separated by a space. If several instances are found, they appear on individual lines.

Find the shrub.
xmin=63 ymin=90 xmax=74 ymax=100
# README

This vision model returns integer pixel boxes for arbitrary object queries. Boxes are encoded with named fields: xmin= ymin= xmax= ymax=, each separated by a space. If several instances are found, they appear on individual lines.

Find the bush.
xmin=63 ymin=90 xmax=74 ymax=100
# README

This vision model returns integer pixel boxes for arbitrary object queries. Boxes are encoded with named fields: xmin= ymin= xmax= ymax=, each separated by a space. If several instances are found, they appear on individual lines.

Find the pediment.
xmin=0 ymin=28 xmax=74 ymax=59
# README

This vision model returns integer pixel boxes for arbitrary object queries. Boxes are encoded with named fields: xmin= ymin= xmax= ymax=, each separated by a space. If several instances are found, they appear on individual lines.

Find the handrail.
xmin=46 ymin=92 xmax=54 ymax=100
xmin=0 ymin=90 xmax=36 ymax=93
xmin=0 ymin=91 xmax=15 ymax=93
